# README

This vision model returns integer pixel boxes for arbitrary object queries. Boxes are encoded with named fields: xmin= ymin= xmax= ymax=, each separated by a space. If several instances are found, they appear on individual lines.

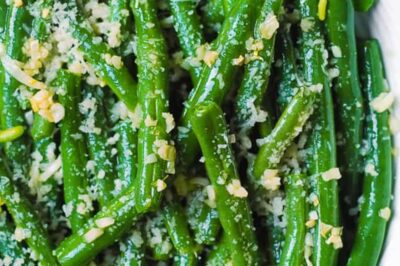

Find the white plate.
xmin=360 ymin=0 xmax=400 ymax=264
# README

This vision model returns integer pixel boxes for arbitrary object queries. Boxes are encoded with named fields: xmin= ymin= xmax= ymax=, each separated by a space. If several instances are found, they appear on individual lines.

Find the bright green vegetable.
xmin=206 ymin=235 xmax=231 ymax=266
xmin=298 ymin=0 xmax=340 ymax=265
xmin=191 ymin=101 xmax=260 ymax=266
xmin=178 ymin=0 xmax=258 ymax=167
xmin=131 ymin=0 xmax=171 ymax=213
xmin=0 ymin=160 xmax=59 ymax=266
xmin=326 ymin=0 xmax=364 ymax=212
xmin=163 ymin=202 xmax=199 ymax=265
xmin=82 ymin=85 xmax=116 ymax=207
xmin=347 ymin=40 xmax=392 ymax=266
xmin=58 ymin=70 xmax=91 ymax=233
xmin=235 ymin=0 xmax=283 ymax=134
xmin=169 ymin=0 xmax=205 ymax=83
xmin=279 ymin=174 xmax=306 ymax=266
xmin=55 ymin=185 xmax=140 ymax=266
xmin=117 ymin=224 xmax=147 ymax=266
xmin=0 ymin=126 xmax=25 ymax=143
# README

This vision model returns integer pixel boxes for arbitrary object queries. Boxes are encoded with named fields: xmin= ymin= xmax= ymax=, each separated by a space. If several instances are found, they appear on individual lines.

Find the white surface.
xmin=365 ymin=0 xmax=400 ymax=264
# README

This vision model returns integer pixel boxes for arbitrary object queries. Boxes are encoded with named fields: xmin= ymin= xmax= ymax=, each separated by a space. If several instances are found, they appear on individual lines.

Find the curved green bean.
xmin=0 ymin=160 xmax=59 ymax=266
xmin=131 ymin=0 xmax=171 ymax=213
xmin=191 ymin=101 xmax=260 ymax=266
xmin=298 ymin=0 xmax=340 ymax=265
xmin=58 ymin=70 xmax=91 ymax=233
xmin=347 ymin=40 xmax=392 ymax=266
xmin=279 ymin=174 xmax=306 ymax=266
xmin=178 ymin=0 xmax=258 ymax=167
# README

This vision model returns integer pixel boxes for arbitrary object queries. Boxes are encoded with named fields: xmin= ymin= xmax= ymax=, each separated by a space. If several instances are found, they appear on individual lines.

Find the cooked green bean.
xmin=206 ymin=235 xmax=231 ymax=266
xmin=58 ymin=70 xmax=91 ymax=233
xmin=169 ymin=0 xmax=205 ymax=83
xmin=352 ymin=0 xmax=375 ymax=12
xmin=178 ymin=0 xmax=258 ymax=167
xmin=191 ymin=101 xmax=259 ymax=266
xmin=1 ymin=3 xmax=32 ymax=182
xmin=0 ymin=159 xmax=59 ymax=266
xmin=279 ymin=174 xmax=306 ymax=266
xmin=298 ymin=0 xmax=340 ymax=265
xmin=326 ymin=0 xmax=364 ymax=212
xmin=117 ymin=224 xmax=147 ymax=266
xmin=82 ymin=85 xmax=116 ymax=207
xmin=347 ymin=40 xmax=392 ymax=266
xmin=235 ymin=0 xmax=283 ymax=134
xmin=55 ymin=185 xmax=140 ymax=266
xmin=131 ymin=0 xmax=171 ymax=213
xmin=163 ymin=202 xmax=199 ymax=265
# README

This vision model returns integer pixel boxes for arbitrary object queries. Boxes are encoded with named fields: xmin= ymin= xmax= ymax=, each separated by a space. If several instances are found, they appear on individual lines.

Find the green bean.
xmin=163 ymin=202 xmax=199 ymax=265
xmin=326 ymin=0 xmax=364 ymax=212
xmin=279 ymin=174 xmax=306 ymax=266
xmin=206 ymin=235 xmax=231 ymax=266
xmin=58 ymin=70 xmax=91 ymax=233
xmin=252 ymin=86 xmax=318 ymax=180
xmin=82 ymin=85 xmax=116 ymax=207
xmin=169 ymin=0 xmax=205 ymax=83
xmin=0 ymin=209 xmax=29 ymax=265
xmin=223 ymin=0 xmax=235 ymax=15
xmin=352 ymin=0 xmax=375 ymax=12
xmin=276 ymin=28 xmax=299 ymax=113
xmin=131 ymin=0 xmax=171 ymax=213
xmin=1 ymin=4 xmax=32 ymax=182
xmin=115 ymin=119 xmax=138 ymax=190
xmin=235 ymin=0 xmax=283 ymax=135
xmin=298 ymin=0 xmax=340 ymax=265
xmin=31 ymin=114 xmax=54 ymax=141
xmin=186 ymin=189 xmax=221 ymax=245
xmin=117 ymin=224 xmax=147 ymax=266
xmin=55 ymin=185 xmax=140 ymax=266
xmin=191 ymin=101 xmax=259 ymax=266
xmin=347 ymin=40 xmax=392 ymax=266
xmin=69 ymin=22 xmax=138 ymax=112
xmin=0 ymin=160 xmax=59 ymax=266
xmin=31 ymin=0 xmax=54 ymax=42
xmin=178 ymin=0 xmax=257 ymax=167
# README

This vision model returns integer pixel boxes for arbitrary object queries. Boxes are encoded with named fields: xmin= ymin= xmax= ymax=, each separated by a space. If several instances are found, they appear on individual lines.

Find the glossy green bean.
xmin=145 ymin=211 xmax=174 ymax=261
xmin=58 ymin=70 xmax=91 ymax=233
xmin=298 ymin=1 xmax=340 ymax=265
xmin=202 ymin=0 xmax=225 ymax=27
xmin=132 ymin=0 xmax=171 ymax=213
xmin=326 ymin=0 xmax=364 ymax=211
xmin=206 ymin=235 xmax=231 ymax=266
xmin=115 ymin=119 xmax=138 ymax=190
xmin=187 ymin=189 xmax=221 ymax=245
xmin=191 ymin=102 xmax=259 ymax=266
xmin=82 ymin=85 xmax=116 ymax=207
xmin=279 ymin=174 xmax=306 ymax=266
xmin=163 ymin=202 xmax=199 ymax=264
xmin=1 ymin=4 xmax=32 ymax=182
xmin=347 ymin=40 xmax=392 ymax=266
xmin=55 ymin=185 xmax=140 ymax=266
xmin=178 ymin=0 xmax=257 ymax=167
xmin=69 ymin=22 xmax=138 ymax=112
xmin=235 ymin=0 xmax=283 ymax=134
xmin=169 ymin=0 xmax=204 ymax=83
xmin=253 ymin=87 xmax=318 ymax=180
xmin=0 ymin=160 xmax=59 ymax=266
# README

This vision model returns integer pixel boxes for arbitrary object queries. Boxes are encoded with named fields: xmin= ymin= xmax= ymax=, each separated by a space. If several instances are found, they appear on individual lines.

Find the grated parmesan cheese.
xmin=14 ymin=0 xmax=23 ymax=7
xmin=321 ymin=168 xmax=341 ymax=182
xmin=203 ymin=50 xmax=219 ymax=67
xmin=300 ymin=17 xmax=315 ymax=32
xmin=95 ymin=217 xmax=115 ymax=228
xmin=232 ymin=55 xmax=245 ymax=66
xmin=379 ymin=207 xmax=391 ymax=221
xmin=156 ymin=179 xmax=167 ymax=192
xmin=226 ymin=179 xmax=248 ymax=198
xmin=364 ymin=163 xmax=378 ymax=177
xmin=204 ymin=185 xmax=217 ymax=208
xmin=144 ymin=115 xmax=157 ymax=127
xmin=144 ymin=154 xmax=157 ymax=165
xmin=331 ymin=45 xmax=342 ymax=58
xmin=325 ymin=227 xmax=343 ymax=249
xmin=260 ymin=169 xmax=281 ymax=191
xmin=389 ymin=115 xmax=400 ymax=134
xmin=14 ymin=227 xmax=31 ymax=242
xmin=84 ymin=228 xmax=104 ymax=243
xmin=162 ymin=112 xmax=175 ymax=133
xmin=370 ymin=92 xmax=394 ymax=113
xmin=259 ymin=13 xmax=279 ymax=40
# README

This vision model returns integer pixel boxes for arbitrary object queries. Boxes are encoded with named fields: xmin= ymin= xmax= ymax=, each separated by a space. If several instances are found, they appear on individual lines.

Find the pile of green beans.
xmin=0 ymin=0 xmax=394 ymax=265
